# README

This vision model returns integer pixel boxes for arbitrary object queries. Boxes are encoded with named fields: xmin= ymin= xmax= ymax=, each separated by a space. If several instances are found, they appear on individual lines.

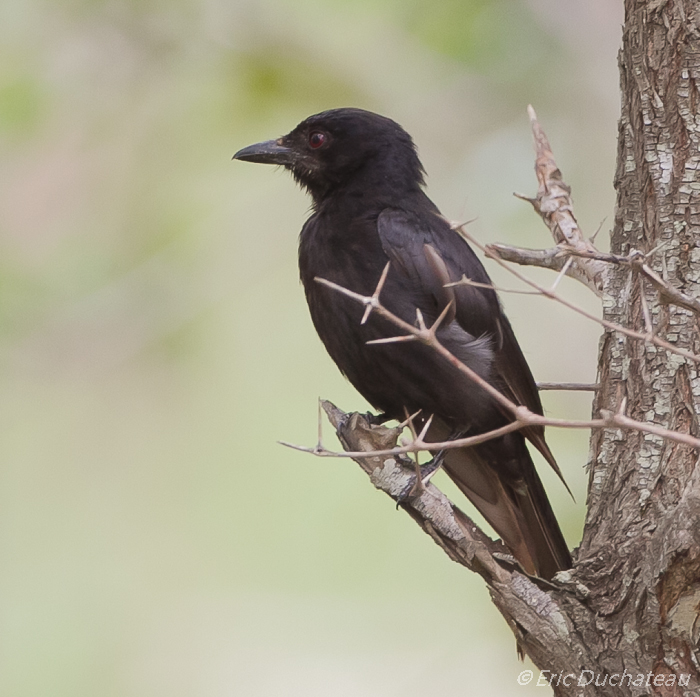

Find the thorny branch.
xmin=595 ymin=246 xmax=700 ymax=316
xmin=279 ymin=269 xmax=700 ymax=461
xmin=446 ymin=114 xmax=700 ymax=367
xmin=487 ymin=106 xmax=700 ymax=321
xmin=320 ymin=400 xmax=516 ymax=587
xmin=460 ymin=227 xmax=700 ymax=366
xmin=281 ymin=107 xmax=700 ymax=468
xmin=492 ymin=105 xmax=608 ymax=295
xmin=537 ymin=382 xmax=599 ymax=391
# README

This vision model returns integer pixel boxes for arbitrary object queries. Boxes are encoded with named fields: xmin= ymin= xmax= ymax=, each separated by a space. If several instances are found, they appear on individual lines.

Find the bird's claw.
xmin=395 ymin=453 xmax=445 ymax=506
xmin=363 ymin=411 xmax=393 ymax=426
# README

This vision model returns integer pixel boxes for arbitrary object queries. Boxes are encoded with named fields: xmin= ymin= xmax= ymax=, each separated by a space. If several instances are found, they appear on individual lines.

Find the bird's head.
xmin=233 ymin=108 xmax=425 ymax=203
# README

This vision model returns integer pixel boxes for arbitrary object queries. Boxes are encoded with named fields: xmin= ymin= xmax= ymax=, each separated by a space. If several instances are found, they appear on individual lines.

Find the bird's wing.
xmin=494 ymin=316 xmax=569 ymax=488
xmin=377 ymin=208 xmax=498 ymax=338
xmin=377 ymin=208 xmax=568 ymax=489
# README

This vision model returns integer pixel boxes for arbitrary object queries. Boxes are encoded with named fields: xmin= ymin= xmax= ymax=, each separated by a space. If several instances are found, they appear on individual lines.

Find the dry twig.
xmin=486 ymin=107 xmax=700 ymax=321
xmin=458 ymin=227 xmax=700 ymax=365
xmin=490 ymin=105 xmax=607 ymax=294
xmin=279 ymin=270 xmax=700 ymax=460
xmin=537 ymin=382 xmax=599 ymax=391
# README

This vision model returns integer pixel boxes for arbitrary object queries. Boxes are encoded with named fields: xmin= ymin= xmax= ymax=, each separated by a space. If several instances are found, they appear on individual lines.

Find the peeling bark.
xmin=577 ymin=2 xmax=700 ymax=693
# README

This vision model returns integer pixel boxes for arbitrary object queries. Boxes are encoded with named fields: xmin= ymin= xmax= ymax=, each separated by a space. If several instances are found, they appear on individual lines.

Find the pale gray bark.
xmin=577 ymin=0 xmax=700 ymax=692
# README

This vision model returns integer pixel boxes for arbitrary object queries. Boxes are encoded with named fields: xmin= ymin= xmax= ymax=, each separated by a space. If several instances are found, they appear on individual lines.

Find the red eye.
xmin=309 ymin=131 xmax=326 ymax=149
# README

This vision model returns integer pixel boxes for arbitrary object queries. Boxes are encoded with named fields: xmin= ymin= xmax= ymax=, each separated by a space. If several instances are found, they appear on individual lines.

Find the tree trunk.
xmin=573 ymin=1 xmax=700 ymax=693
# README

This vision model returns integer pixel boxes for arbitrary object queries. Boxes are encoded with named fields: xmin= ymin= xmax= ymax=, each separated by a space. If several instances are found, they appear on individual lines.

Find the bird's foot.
xmin=363 ymin=411 xmax=393 ymax=426
xmin=396 ymin=451 xmax=446 ymax=505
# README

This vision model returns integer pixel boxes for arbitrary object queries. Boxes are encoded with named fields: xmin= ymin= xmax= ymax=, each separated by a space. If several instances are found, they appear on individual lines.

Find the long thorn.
xmin=417 ymin=414 xmax=435 ymax=442
xmin=366 ymin=335 xmax=418 ymax=345
xmin=397 ymin=409 xmax=422 ymax=429
xmin=361 ymin=262 xmax=392 ymax=325
xmin=431 ymin=300 xmax=454 ymax=332
xmin=446 ymin=275 xmax=539 ymax=295
xmin=550 ymin=256 xmax=573 ymax=292
xmin=645 ymin=239 xmax=671 ymax=259
xmin=403 ymin=407 xmax=419 ymax=441
xmin=360 ymin=303 xmax=374 ymax=325
xmin=403 ymin=407 xmax=420 ymax=468
xmin=316 ymin=397 xmax=324 ymax=452
xmin=639 ymin=276 xmax=654 ymax=337
xmin=375 ymin=261 xmax=391 ymax=296
xmin=590 ymin=217 xmax=607 ymax=243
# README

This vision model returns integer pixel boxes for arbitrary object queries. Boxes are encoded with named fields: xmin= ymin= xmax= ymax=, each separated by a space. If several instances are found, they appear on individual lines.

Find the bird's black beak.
xmin=232 ymin=139 xmax=296 ymax=166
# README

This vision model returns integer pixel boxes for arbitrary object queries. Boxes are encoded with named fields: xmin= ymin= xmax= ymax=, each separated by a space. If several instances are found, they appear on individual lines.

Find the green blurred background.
xmin=0 ymin=1 xmax=621 ymax=695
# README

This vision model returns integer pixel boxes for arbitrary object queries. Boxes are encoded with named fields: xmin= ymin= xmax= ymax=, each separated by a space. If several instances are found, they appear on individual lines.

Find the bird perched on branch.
xmin=234 ymin=108 xmax=571 ymax=579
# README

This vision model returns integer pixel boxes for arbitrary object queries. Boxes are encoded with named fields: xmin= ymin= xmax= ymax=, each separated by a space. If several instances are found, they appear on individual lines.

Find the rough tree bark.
xmin=576 ymin=1 xmax=700 ymax=693
xmin=311 ymin=3 xmax=700 ymax=695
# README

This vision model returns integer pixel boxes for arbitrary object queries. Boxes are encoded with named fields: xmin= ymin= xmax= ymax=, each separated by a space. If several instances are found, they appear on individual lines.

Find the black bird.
xmin=234 ymin=108 xmax=571 ymax=579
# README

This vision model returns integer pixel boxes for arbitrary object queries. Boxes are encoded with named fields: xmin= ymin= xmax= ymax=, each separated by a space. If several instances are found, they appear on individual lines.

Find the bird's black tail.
xmin=430 ymin=421 xmax=571 ymax=579
xmin=509 ymin=451 xmax=572 ymax=579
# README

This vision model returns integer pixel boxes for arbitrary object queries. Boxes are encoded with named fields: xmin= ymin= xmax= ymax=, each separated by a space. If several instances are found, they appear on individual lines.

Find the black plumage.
xmin=234 ymin=108 xmax=571 ymax=579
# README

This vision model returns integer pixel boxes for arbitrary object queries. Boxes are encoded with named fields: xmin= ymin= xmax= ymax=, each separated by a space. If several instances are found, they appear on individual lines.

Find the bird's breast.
xmin=297 ymin=211 xmax=451 ymax=419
